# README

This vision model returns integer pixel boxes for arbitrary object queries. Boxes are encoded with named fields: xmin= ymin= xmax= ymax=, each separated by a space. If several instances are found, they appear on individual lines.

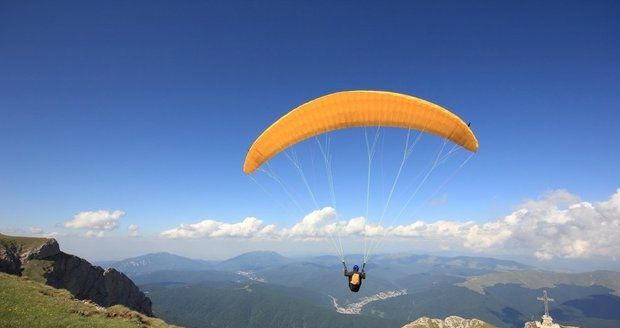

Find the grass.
xmin=21 ymin=259 xmax=54 ymax=283
xmin=0 ymin=233 xmax=49 ymax=253
xmin=0 ymin=272 xmax=174 ymax=328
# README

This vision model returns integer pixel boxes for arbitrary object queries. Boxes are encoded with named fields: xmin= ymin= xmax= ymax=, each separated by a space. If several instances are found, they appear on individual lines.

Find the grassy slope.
xmin=21 ymin=259 xmax=55 ymax=283
xmin=0 ymin=273 xmax=173 ymax=328
xmin=0 ymin=233 xmax=49 ymax=253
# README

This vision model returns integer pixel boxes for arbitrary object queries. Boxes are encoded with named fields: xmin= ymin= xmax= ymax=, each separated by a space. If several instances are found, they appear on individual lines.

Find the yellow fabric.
xmin=351 ymin=273 xmax=360 ymax=285
xmin=243 ymin=90 xmax=478 ymax=174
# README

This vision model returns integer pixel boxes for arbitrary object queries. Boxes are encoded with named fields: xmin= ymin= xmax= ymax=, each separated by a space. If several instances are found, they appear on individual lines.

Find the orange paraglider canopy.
xmin=244 ymin=90 xmax=478 ymax=174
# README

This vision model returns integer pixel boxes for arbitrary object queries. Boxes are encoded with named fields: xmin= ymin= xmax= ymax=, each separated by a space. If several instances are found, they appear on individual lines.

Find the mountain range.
xmin=98 ymin=250 xmax=620 ymax=328
xmin=102 ymin=252 xmax=213 ymax=275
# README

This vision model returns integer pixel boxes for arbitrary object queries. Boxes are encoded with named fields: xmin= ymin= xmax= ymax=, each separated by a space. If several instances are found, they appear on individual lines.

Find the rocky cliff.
xmin=0 ymin=233 xmax=152 ymax=315
xmin=1 ymin=272 xmax=173 ymax=327
xmin=0 ymin=242 xmax=21 ymax=274
xmin=402 ymin=316 xmax=495 ymax=328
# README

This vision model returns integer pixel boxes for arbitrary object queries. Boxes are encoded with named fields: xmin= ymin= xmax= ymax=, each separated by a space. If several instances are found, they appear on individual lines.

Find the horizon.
xmin=45 ymin=236 xmax=620 ymax=273
xmin=1 ymin=1 xmax=619 ymax=272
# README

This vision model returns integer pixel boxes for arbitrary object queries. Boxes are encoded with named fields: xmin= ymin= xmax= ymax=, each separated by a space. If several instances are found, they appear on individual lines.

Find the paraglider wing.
xmin=243 ymin=90 xmax=478 ymax=174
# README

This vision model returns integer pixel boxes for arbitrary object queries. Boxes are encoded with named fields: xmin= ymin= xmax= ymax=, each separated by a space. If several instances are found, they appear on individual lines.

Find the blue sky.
xmin=1 ymin=1 xmax=619 ymax=262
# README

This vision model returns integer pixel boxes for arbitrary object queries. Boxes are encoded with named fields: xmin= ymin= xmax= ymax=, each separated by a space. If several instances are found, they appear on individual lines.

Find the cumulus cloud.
xmin=282 ymin=208 xmax=385 ymax=240
xmin=160 ymin=207 xmax=386 ymax=241
xmin=158 ymin=189 xmax=620 ymax=260
xmin=128 ymin=224 xmax=140 ymax=237
xmin=64 ymin=210 xmax=125 ymax=237
xmin=388 ymin=189 xmax=620 ymax=260
xmin=160 ymin=217 xmax=271 ymax=239
xmin=283 ymin=207 xmax=337 ymax=240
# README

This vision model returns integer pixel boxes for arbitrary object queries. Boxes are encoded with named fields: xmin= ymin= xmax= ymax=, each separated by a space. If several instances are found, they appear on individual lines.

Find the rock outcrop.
xmin=0 ymin=234 xmax=152 ymax=316
xmin=22 ymin=238 xmax=60 ymax=262
xmin=0 ymin=244 xmax=21 ymax=274
xmin=103 ymin=267 xmax=153 ymax=315
xmin=0 ymin=234 xmax=61 ymax=270
xmin=403 ymin=316 xmax=494 ymax=328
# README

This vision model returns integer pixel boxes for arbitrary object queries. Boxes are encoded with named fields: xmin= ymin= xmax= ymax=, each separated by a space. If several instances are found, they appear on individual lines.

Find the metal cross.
xmin=537 ymin=290 xmax=555 ymax=316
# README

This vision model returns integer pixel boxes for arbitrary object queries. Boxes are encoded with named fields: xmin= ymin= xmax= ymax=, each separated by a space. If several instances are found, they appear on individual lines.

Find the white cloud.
xmin=158 ymin=189 xmax=620 ymax=261
xmin=279 ymin=208 xmax=385 ymax=240
xmin=128 ymin=224 xmax=140 ymax=237
xmin=283 ymin=207 xmax=337 ymax=240
xmin=160 ymin=217 xmax=267 ymax=239
xmin=85 ymin=230 xmax=105 ymax=238
xmin=64 ymin=210 xmax=125 ymax=231
xmin=520 ymin=189 xmax=580 ymax=210
xmin=64 ymin=210 xmax=125 ymax=238
xmin=388 ymin=189 xmax=620 ymax=261
xmin=159 ymin=207 xmax=387 ymax=241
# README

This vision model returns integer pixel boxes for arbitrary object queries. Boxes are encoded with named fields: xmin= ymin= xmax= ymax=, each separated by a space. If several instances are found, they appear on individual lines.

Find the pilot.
xmin=343 ymin=262 xmax=365 ymax=292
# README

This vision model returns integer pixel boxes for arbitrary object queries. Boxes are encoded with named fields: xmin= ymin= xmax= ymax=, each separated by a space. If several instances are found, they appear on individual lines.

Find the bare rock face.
xmin=403 ymin=316 xmax=493 ymax=328
xmin=104 ymin=268 xmax=153 ymax=315
xmin=45 ymin=252 xmax=109 ymax=305
xmin=22 ymin=238 xmax=60 ymax=261
xmin=0 ymin=244 xmax=21 ymax=274
xmin=43 ymin=252 xmax=153 ymax=316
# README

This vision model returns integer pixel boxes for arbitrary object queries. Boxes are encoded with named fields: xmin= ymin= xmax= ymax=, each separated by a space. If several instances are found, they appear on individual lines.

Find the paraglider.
xmin=343 ymin=262 xmax=365 ymax=292
xmin=243 ymin=90 xmax=478 ymax=292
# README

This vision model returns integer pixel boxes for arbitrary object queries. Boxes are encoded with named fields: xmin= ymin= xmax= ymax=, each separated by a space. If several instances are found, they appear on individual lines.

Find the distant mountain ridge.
xmin=458 ymin=270 xmax=620 ymax=296
xmin=216 ymin=250 xmax=293 ymax=271
xmin=102 ymin=250 xmax=292 ymax=276
xmin=0 ymin=233 xmax=152 ymax=315
xmin=104 ymin=252 xmax=212 ymax=275
xmin=106 ymin=251 xmax=530 ymax=278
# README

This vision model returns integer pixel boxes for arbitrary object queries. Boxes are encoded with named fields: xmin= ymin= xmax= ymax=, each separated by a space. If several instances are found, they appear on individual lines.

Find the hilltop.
xmin=0 ymin=233 xmax=152 ymax=315
xmin=0 ymin=272 xmax=173 ymax=327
